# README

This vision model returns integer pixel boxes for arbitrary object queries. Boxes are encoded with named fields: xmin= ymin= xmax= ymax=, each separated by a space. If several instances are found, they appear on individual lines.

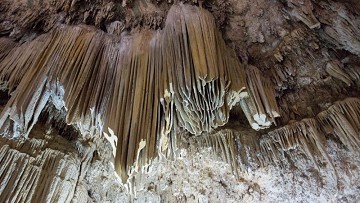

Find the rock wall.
xmin=0 ymin=0 xmax=359 ymax=202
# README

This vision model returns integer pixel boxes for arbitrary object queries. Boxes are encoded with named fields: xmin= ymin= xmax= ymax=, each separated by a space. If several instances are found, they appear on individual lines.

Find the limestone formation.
xmin=326 ymin=60 xmax=353 ymax=86
xmin=259 ymin=98 xmax=360 ymax=183
xmin=0 ymin=4 xmax=280 ymax=183
xmin=0 ymin=128 xmax=89 ymax=203
xmin=0 ymin=0 xmax=359 ymax=202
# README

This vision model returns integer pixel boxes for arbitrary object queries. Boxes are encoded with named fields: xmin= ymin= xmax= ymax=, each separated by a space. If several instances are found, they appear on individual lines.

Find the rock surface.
xmin=0 ymin=0 xmax=359 ymax=202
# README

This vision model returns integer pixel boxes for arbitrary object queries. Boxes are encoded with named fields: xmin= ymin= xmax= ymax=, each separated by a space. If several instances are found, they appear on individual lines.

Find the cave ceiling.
xmin=0 ymin=0 xmax=359 ymax=202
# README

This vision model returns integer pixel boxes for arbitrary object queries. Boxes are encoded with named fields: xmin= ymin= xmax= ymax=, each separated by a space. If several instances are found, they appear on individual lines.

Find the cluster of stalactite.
xmin=286 ymin=0 xmax=320 ymax=29
xmin=188 ymin=98 xmax=359 ymax=181
xmin=0 ymin=137 xmax=88 ymax=202
xmin=241 ymin=65 xmax=280 ymax=130
xmin=0 ymin=4 xmax=280 ymax=182
xmin=260 ymin=118 xmax=338 ymax=180
xmin=194 ymin=129 xmax=240 ymax=177
xmin=259 ymin=97 xmax=360 ymax=180
xmin=326 ymin=60 xmax=360 ymax=86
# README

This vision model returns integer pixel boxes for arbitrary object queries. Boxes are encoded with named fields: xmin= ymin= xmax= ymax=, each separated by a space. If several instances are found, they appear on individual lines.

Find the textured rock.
xmin=0 ymin=127 xmax=83 ymax=202
xmin=0 ymin=0 xmax=359 ymax=202
xmin=0 ymin=4 xmax=281 ymax=183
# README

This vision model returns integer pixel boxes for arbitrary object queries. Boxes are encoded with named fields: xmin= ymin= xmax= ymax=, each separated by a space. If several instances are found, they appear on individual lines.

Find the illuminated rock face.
xmin=0 ymin=0 xmax=359 ymax=202
xmin=0 ymin=4 xmax=280 ymax=182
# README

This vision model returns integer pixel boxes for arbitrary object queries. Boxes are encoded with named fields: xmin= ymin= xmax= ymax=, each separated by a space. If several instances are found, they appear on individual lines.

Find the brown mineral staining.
xmin=187 ymin=98 xmax=360 ymax=184
xmin=0 ymin=0 xmax=359 ymax=201
xmin=0 ymin=129 xmax=85 ymax=203
xmin=0 ymin=4 xmax=279 ymax=182
xmin=195 ymin=129 xmax=240 ymax=177
xmin=286 ymin=0 xmax=320 ymax=29
xmin=244 ymin=65 xmax=280 ymax=130
xmin=259 ymin=98 xmax=360 ymax=184
xmin=326 ymin=60 xmax=353 ymax=86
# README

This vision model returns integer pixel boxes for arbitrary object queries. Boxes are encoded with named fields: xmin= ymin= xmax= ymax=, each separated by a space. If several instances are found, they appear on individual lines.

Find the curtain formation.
xmin=259 ymin=98 xmax=360 ymax=183
xmin=0 ymin=4 xmax=280 ymax=182
xmin=189 ymin=98 xmax=360 ymax=184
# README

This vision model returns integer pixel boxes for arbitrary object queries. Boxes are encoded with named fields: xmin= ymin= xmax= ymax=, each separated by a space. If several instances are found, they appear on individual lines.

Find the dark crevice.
xmin=0 ymin=89 xmax=10 ymax=106
xmin=38 ymin=103 xmax=81 ymax=142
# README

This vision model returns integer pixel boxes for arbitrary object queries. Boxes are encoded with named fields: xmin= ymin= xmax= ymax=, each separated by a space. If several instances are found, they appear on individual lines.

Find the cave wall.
xmin=0 ymin=0 xmax=359 ymax=202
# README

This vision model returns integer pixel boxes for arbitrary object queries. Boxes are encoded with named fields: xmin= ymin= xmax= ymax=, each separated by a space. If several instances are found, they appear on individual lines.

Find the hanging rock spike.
xmin=0 ymin=4 xmax=280 ymax=183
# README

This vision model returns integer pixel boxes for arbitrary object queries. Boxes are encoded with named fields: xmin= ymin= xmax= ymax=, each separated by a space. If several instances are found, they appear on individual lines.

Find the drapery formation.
xmin=0 ymin=4 xmax=280 ymax=182
xmin=0 ymin=142 xmax=82 ymax=202
xmin=241 ymin=65 xmax=280 ymax=130
xmin=189 ymin=98 xmax=359 ymax=181
xmin=195 ymin=130 xmax=240 ymax=177
xmin=259 ymin=97 xmax=360 ymax=181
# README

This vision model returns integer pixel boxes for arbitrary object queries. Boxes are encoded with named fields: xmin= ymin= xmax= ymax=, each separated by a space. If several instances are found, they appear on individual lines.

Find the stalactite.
xmin=160 ymin=5 xmax=246 ymax=136
xmin=0 ymin=4 xmax=279 ymax=183
xmin=317 ymin=98 xmax=360 ymax=152
xmin=347 ymin=65 xmax=360 ymax=81
xmin=0 ymin=4 xmax=282 ymax=183
xmin=317 ymin=1 xmax=360 ymax=56
xmin=243 ymin=65 xmax=280 ymax=130
xmin=260 ymin=118 xmax=337 ymax=180
xmin=0 ymin=144 xmax=82 ymax=203
xmin=259 ymin=97 xmax=360 ymax=181
xmin=326 ymin=60 xmax=353 ymax=86
xmin=195 ymin=129 xmax=240 ymax=177
xmin=286 ymin=0 xmax=320 ymax=29
xmin=0 ymin=38 xmax=16 ymax=62
xmin=186 ymin=97 xmax=359 ymax=180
